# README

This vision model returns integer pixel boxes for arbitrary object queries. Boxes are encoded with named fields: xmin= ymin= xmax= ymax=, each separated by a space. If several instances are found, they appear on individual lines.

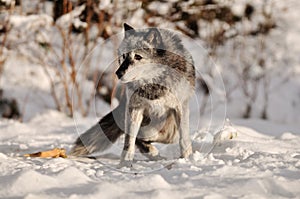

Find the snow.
xmin=0 ymin=108 xmax=299 ymax=198
xmin=0 ymin=1 xmax=300 ymax=198
xmin=0 ymin=0 xmax=14 ymax=7
xmin=148 ymin=2 xmax=170 ymax=16
xmin=55 ymin=5 xmax=86 ymax=29
xmin=9 ymin=14 xmax=53 ymax=30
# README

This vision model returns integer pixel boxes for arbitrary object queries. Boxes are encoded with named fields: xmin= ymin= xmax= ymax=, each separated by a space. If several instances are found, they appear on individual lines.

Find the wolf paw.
xmin=180 ymin=146 xmax=193 ymax=159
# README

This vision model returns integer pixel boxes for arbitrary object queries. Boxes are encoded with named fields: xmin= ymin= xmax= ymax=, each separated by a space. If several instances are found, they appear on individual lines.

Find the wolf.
xmin=71 ymin=23 xmax=195 ymax=167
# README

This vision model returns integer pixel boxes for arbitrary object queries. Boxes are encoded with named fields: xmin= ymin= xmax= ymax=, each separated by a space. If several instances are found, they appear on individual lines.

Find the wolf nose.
xmin=115 ymin=70 xmax=124 ymax=79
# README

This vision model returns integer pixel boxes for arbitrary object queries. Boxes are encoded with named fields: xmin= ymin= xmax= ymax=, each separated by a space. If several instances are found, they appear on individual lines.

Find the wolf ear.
xmin=124 ymin=23 xmax=134 ymax=31
xmin=144 ymin=28 xmax=163 ymax=48
xmin=144 ymin=28 xmax=165 ymax=54
xmin=124 ymin=23 xmax=134 ymax=37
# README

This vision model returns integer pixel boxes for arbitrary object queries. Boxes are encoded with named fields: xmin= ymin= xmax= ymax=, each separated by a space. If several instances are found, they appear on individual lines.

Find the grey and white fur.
xmin=71 ymin=23 xmax=195 ymax=167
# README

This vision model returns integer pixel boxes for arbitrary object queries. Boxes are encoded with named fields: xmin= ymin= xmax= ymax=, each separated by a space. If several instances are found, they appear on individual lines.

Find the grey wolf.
xmin=71 ymin=23 xmax=195 ymax=167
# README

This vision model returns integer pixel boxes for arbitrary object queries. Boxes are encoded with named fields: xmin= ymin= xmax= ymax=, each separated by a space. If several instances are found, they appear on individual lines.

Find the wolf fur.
xmin=70 ymin=23 xmax=195 ymax=166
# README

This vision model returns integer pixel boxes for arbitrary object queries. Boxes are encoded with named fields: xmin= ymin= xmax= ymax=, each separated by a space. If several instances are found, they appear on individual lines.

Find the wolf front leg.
xmin=179 ymin=101 xmax=192 ymax=158
xmin=119 ymin=108 xmax=144 ymax=167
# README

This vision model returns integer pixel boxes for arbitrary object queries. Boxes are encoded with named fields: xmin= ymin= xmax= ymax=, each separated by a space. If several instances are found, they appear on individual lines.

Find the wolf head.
xmin=115 ymin=23 xmax=195 ymax=88
xmin=115 ymin=23 xmax=168 ymax=83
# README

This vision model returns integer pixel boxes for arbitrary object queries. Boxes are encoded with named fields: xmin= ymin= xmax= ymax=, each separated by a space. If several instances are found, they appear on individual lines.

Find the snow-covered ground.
xmin=0 ymin=110 xmax=299 ymax=198
xmin=1 ymin=1 xmax=300 ymax=198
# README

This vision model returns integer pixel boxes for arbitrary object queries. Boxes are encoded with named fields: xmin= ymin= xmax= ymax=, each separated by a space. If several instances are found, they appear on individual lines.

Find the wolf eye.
xmin=134 ymin=54 xmax=143 ymax=60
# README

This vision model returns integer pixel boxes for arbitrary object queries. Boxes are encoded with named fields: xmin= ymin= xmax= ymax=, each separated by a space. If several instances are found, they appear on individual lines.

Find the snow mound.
xmin=0 ymin=170 xmax=58 ymax=197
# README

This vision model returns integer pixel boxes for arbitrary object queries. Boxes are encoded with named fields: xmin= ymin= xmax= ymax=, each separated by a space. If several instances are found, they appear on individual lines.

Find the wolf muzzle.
xmin=116 ymin=56 xmax=132 ymax=79
xmin=116 ymin=68 xmax=125 ymax=79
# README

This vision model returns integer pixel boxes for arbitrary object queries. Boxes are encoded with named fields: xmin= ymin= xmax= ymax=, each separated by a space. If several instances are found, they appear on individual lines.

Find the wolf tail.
xmin=70 ymin=99 xmax=125 ymax=156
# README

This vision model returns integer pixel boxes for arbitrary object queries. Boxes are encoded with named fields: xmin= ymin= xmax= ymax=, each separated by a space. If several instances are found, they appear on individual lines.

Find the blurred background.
xmin=0 ymin=0 xmax=299 ymax=125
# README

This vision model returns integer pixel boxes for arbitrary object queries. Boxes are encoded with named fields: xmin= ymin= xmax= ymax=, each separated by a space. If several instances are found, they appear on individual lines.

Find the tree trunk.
xmin=243 ymin=103 xmax=252 ymax=118
xmin=53 ymin=0 xmax=72 ymax=21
